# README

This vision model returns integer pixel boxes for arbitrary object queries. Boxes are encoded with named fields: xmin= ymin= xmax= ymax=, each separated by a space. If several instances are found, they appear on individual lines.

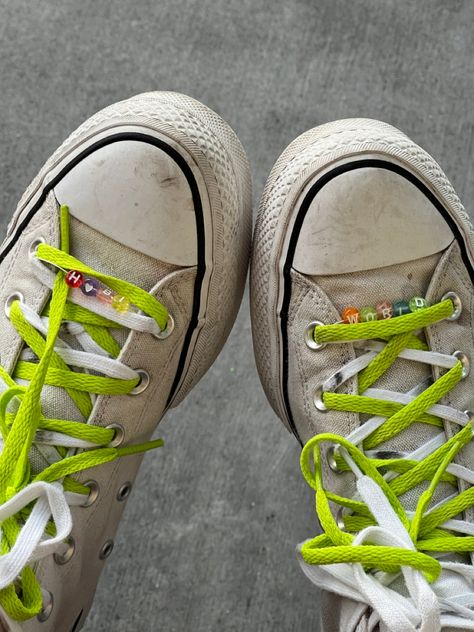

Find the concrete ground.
xmin=0 ymin=1 xmax=473 ymax=630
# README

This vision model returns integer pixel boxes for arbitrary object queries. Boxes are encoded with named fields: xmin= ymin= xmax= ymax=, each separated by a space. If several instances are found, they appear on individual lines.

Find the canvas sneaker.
xmin=251 ymin=118 xmax=474 ymax=631
xmin=0 ymin=91 xmax=252 ymax=631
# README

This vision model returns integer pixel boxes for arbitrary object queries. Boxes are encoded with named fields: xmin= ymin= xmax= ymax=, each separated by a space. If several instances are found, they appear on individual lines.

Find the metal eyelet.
xmin=117 ymin=481 xmax=132 ymax=502
xmin=5 ymin=292 xmax=24 ymax=318
xmin=313 ymin=385 xmax=328 ymax=412
xmin=53 ymin=536 xmax=75 ymax=565
xmin=304 ymin=320 xmax=326 ymax=350
xmin=327 ymin=445 xmax=343 ymax=473
xmin=454 ymin=351 xmax=470 ymax=379
xmin=336 ymin=507 xmax=346 ymax=530
xmin=106 ymin=423 xmax=125 ymax=447
xmin=99 ymin=539 xmax=114 ymax=560
xmin=81 ymin=480 xmax=100 ymax=507
xmin=154 ymin=314 xmax=175 ymax=340
xmin=128 ymin=369 xmax=150 ymax=395
xmin=37 ymin=591 xmax=53 ymax=622
xmin=29 ymin=236 xmax=45 ymax=260
xmin=464 ymin=410 xmax=474 ymax=425
xmin=442 ymin=292 xmax=462 ymax=321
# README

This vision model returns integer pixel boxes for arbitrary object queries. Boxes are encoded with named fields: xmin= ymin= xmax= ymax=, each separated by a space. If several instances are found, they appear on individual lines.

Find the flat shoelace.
xmin=0 ymin=206 xmax=167 ymax=620
xmin=299 ymin=298 xmax=474 ymax=630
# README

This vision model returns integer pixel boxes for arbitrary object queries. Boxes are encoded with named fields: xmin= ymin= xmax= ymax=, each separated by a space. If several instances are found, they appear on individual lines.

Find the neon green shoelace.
xmin=0 ymin=206 xmax=166 ymax=620
xmin=300 ymin=298 xmax=473 ymax=584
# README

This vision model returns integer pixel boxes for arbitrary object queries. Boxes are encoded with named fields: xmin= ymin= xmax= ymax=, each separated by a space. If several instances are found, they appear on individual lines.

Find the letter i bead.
xmin=111 ymin=295 xmax=130 ymax=312
xmin=393 ymin=300 xmax=410 ymax=317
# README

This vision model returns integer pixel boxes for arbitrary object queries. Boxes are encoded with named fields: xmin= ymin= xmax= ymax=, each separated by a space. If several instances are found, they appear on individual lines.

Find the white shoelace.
xmin=0 ymin=256 xmax=161 ymax=593
xmin=301 ymin=341 xmax=474 ymax=631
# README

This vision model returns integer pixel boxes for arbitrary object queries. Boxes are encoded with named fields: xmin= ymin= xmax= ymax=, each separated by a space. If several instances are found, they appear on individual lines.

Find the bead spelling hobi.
xmin=65 ymin=270 xmax=133 ymax=314
xmin=97 ymin=287 xmax=114 ymax=304
xmin=65 ymin=270 xmax=84 ymax=288
xmin=81 ymin=277 xmax=100 ymax=297
xmin=111 ymin=294 xmax=130 ymax=313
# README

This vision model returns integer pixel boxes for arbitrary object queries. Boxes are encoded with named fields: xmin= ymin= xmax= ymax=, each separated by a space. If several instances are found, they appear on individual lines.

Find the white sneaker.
xmin=251 ymin=119 xmax=474 ymax=631
xmin=0 ymin=91 xmax=251 ymax=631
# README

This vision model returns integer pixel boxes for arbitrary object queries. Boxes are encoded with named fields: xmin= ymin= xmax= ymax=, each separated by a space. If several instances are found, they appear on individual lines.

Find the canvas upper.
xmin=0 ymin=91 xmax=252 ymax=631
xmin=251 ymin=119 xmax=474 ymax=631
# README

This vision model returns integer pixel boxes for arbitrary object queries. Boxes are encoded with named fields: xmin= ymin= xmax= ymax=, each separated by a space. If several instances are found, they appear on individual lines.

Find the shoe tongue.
xmin=69 ymin=216 xmax=179 ymax=291
xmin=66 ymin=216 xmax=179 ymax=349
xmin=314 ymin=250 xmax=452 ymax=511
xmin=31 ymin=215 xmax=179 ymax=473
xmin=313 ymin=251 xmax=440 ymax=319
xmin=312 ymin=250 xmax=471 ymax=631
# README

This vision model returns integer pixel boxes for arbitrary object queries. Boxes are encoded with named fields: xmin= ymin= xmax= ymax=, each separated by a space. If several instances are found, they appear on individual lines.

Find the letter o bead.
xmin=360 ymin=306 xmax=378 ymax=322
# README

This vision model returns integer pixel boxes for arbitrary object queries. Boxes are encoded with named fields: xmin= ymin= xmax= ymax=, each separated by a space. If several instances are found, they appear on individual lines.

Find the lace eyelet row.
xmin=37 ymin=475 xmax=133 ymax=622
xmin=22 ymin=237 xmax=166 ymax=622
xmin=305 ymin=292 xmax=463 ymax=352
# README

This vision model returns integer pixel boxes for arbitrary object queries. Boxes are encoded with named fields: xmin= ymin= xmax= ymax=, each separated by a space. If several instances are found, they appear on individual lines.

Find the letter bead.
xmin=65 ymin=270 xmax=84 ymax=288
xmin=360 ymin=306 xmax=378 ymax=322
xmin=341 ymin=307 xmax=360 ymax=324
xmin=80 ymin=277 xmax=100 ymax=297
xmin=409 ymin=296 xmax=428 ymax=312
xmin=376 ymin=301 xmax=393 ymax=320
xmin=97 ymin=288 xmax=114 ymax=304
xmin=393 ymin=300 xmax=410 ymax=317
xmin=112 ymin=295 xmax=130 ymax=313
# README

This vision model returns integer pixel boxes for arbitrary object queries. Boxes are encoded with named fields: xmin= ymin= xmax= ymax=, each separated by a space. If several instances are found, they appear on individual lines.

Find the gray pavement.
xmin=0 ymin=1 xmax=473 ymax=630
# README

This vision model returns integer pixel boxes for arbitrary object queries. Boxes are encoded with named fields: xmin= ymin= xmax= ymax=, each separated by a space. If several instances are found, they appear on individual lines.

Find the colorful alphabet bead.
xmin=66 ymin=270 xmax=136 ymax=314
xmin=360 ymin=306 xmax=378 ymax=322
xmin=111 ymin=295 xmax=130 ymax=312
xmin=393 ymin=300 xmax=410 ymax=317
xmin=376 ymin=301 xmax=393 ymax=320
xmin=409 ymin=296 xmax=428 ymax=312
xmin=97 ymin=287 xmax=114 ymax=304
xmin=65 ymin=270 xmax=84 ymax=288
xmin=339 ymin=296 xmax=429 ymax=324
xmin=341 ymin=307 xmax=360 ymax=324
xmin=81 ymin=277 xmax=100 ymax=297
